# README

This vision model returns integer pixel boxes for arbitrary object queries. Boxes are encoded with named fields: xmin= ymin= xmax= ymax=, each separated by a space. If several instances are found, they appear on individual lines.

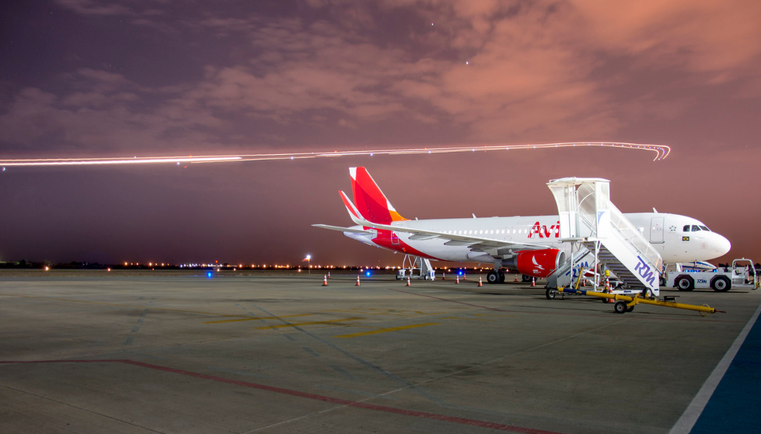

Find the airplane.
xmin=314 ymin=167 xmax=731 ymax=285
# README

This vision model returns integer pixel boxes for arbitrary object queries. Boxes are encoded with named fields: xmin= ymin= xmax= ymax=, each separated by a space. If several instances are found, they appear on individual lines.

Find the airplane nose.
xmin=715 ymin=234 xmax=731 ymax=256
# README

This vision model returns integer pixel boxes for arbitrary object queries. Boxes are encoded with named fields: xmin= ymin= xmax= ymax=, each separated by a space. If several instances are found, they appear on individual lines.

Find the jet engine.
xmin=503 ymin=249 xmax=566 ymax=278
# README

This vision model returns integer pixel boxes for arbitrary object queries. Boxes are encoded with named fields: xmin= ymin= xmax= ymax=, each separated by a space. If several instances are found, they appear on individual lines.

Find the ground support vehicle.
xmin=666 ymin=258 xmax=758 ymax=292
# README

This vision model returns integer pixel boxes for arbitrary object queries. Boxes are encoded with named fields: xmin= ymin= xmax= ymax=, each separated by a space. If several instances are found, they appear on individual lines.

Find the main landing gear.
xmin=486 ymin=270 xmax=506 ymax=284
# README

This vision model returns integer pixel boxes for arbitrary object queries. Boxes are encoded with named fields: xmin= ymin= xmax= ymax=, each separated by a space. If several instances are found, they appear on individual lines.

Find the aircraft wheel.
xmin=675 ymin=275 xmax=695 ymax=291
xmin=499 ymin=272 xmax=506 ymax=283
xmin=710 ymin=276 xmax=731 ymax=292
xmin=522 ymin=274 xmax=533 ymax=283
xmin=614 ymin=301 xmax=627 ymax=314
xmin=545 ymin=288 xmax=557 ymax=300
xmin=486 ymin=271 xmax=500 ymax=284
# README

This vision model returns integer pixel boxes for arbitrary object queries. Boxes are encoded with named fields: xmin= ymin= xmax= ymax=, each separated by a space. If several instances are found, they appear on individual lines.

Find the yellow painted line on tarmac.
xmin=254 ymin=317 xmax=364 ymax=330
xmin=327 ymin=310 xmax=416 ymax=317
xmin=334 ymin=322 xmax=439 ymax=338
xmin=203 ymin=313 xmax=314 ymax=324
xmin=0 ymin=293 xmax=249 ymax=318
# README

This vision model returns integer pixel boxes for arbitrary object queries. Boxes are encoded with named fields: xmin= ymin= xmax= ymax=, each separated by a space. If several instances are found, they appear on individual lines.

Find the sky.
xmin=0 ymin=0 xmax=760 ymax=267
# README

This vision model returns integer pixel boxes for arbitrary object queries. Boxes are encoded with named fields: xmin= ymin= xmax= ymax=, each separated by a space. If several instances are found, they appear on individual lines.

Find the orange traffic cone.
xmin=463 ymin=273 xmax=467 ymax=281
xmin=356 ymin=275 xmax=361 ymax=286
xmin=456 ymin=275 xmax=460 ymax=284
xmin=531 ymin=277 xmax=536 ymax=287
xmin=323 ymin=275 xmax=328 ymax=286
xmin=605 ymin=279 xmax=614 ymax=303
xmin=478 ymin=276 xmax=483 ymax=287
xmin=328 ymin=272 xmax=331 ymax=279
xmin=406 ymin=277 xmax=411 ymax=287
xmin=442 ymin=273 xmax=445 ymax=280
xmin=514 ymin=273 xmax=518 ymax=282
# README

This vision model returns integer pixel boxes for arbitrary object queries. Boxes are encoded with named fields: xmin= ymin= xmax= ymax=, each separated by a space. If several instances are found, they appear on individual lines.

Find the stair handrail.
xmin=606 ymin=202 xmax=663 ymax=271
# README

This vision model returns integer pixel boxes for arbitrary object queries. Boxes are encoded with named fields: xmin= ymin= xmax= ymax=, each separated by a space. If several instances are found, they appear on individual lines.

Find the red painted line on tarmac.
xmin=388 ymin=288 xmax=743 ymax=323
xmin=0 ymin=359 xmax=561 ymax=434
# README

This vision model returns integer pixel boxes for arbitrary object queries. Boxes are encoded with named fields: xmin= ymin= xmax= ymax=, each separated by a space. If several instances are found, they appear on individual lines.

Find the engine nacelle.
xmin=504 ymin=249 xmax=566 ymax=278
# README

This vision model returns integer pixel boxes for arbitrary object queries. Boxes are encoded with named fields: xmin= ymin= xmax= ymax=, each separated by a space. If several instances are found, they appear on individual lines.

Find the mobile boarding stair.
xmin=544 ymin=178 xmax=721 ymax=315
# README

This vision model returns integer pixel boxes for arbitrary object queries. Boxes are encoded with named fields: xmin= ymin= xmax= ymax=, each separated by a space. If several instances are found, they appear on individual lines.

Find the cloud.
xmin=0 ymin=69 xmax=225 ymax=152
xmin=7 ymin=0 xmax=760 ymax=154
xmin=570 ymin=0 xmax=761 ymax=79
xmin=54 ymin=0 xmax=135 ymax=16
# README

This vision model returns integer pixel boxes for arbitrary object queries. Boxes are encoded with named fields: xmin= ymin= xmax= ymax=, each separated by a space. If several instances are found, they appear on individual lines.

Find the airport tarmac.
xmin=0 ymin=270 xmax=759 ymax=434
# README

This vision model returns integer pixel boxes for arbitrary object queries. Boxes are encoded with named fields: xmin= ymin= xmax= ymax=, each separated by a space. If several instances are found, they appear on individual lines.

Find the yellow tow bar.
xmin=557 ymin=287 xmax=724 ymax=316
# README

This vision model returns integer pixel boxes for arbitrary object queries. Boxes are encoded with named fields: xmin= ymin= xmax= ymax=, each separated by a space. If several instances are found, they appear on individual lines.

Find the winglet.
xmin=349 ymin=167 xmax=406 ymax=224
xmin=339 ymin=190 xmax=365 ymax=225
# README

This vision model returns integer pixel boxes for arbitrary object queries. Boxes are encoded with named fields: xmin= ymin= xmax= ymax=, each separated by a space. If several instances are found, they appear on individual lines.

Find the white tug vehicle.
xmin=665 ymin=258 xmax=758 ymax=292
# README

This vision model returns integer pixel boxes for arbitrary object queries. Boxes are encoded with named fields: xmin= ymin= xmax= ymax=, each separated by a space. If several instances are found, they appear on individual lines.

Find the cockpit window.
xmin=691 ymin=225 xmax=700 ymax=231
xmin=699 ymin=225 xmax=710 ymax=231
xmin=683 ymin=225 xmax=691 ymax=232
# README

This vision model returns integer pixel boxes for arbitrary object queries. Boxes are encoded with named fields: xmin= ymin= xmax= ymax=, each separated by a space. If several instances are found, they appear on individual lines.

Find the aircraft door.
xmin=391 ymin=232 xmax=400 ymax=245
xmin=650 ymin=217 xmax=665 ymax=244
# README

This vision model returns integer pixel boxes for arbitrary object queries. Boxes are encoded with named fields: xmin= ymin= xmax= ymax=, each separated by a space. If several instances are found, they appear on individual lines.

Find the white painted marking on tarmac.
xmin=669 ymin=303 xmax=761 ymax=434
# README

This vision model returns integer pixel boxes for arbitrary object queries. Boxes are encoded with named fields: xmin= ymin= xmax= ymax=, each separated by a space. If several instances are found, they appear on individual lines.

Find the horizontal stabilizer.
xmin=312 ymin=224 xmax=375 ymax=235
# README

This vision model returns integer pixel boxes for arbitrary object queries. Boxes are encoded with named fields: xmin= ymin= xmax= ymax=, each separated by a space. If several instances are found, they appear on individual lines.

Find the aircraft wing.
xmin=354 ymin=218 xmax=549 ymax=252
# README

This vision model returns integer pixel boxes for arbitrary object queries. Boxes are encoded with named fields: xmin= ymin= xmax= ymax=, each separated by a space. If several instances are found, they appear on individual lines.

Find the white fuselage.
xmin=344 ymin=212 xmax=731 ymax=265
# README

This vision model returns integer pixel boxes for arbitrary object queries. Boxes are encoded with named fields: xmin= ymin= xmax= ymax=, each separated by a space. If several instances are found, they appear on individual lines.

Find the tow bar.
xmin=557 ymin=287 xmax=724 ymax=316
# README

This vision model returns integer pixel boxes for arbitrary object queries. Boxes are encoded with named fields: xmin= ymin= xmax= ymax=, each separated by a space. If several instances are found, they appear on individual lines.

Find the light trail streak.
xmin=0 ymin=156 xmax=241 ymax=167
xmin=0 ymin=142 xmax=670 ymax=168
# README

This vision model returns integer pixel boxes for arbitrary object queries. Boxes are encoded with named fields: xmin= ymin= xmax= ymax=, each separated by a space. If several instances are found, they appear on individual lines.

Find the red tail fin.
xmin=349 ymin=167 xmax=406 ymax=224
